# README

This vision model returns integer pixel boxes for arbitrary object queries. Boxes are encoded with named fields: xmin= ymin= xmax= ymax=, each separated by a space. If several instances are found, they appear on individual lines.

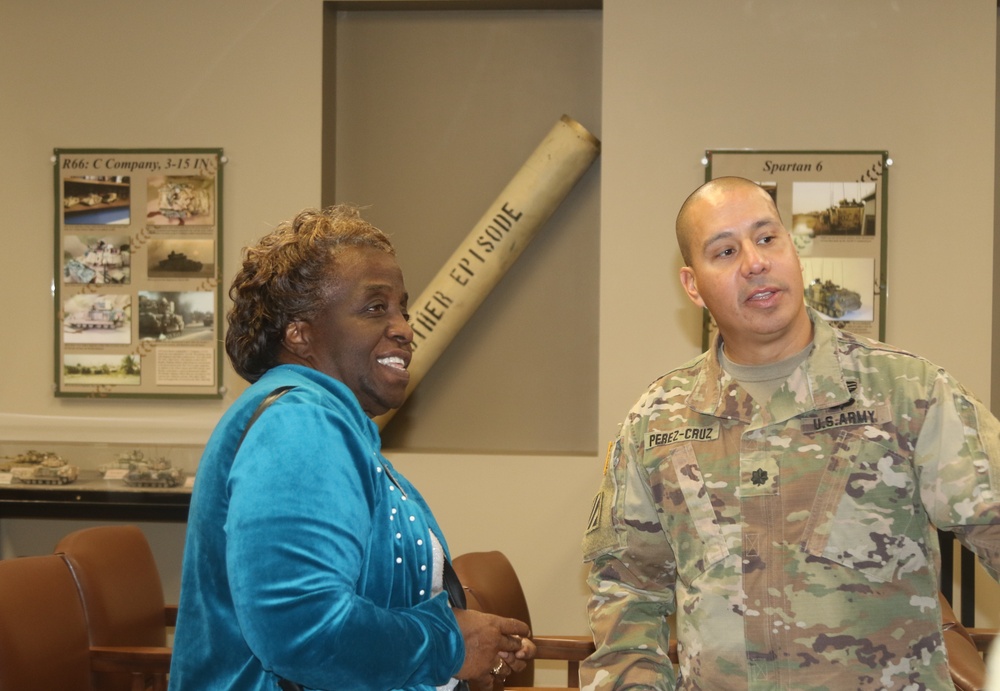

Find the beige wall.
xmin=0 ymin=2 xmax=997 ymax=686
xmin=0 ymin=0 xmax=324 ymax=444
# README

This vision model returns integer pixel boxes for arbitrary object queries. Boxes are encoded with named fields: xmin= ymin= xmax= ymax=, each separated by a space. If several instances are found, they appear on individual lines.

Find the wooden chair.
xmin=0 ymin=554 xmax=170 ymax=691
xmin=970 ymin=629 xmax=998 ymax=660
xmin=55 ymin=525 xmax=176 ymax=691
xmin=452 ymin=550 xmax=596 ymax=689
xmin=941 ymin=591 xmax=985 ymax=691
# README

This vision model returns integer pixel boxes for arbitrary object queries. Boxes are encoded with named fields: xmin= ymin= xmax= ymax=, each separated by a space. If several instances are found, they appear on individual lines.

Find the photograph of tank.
xmin=138 ymin=290 xmax=215 ymax=341
xmin=146 ymin=175 xmax=215 ymax=226
xmin=62 ymin=353 xmax=141 ymax=387
xmin=63 ymin=235 xmax=131 ymax=284
xmin=146 ymin=238 xmax=215 ymax=279
xmin=62 ymin=294 xmax=131 ymax=344
xmin=800 ymin=257 xmax=874 ymax=322
xmin=63 ymin=175 xmax=131 ymax=225
xmin=790 ymin=181 xmax=877 ymax=254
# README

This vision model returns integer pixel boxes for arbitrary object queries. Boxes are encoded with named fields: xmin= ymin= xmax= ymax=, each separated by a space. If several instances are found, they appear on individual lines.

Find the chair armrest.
xmin=532 ymin=635 xmax=595 ymax=661
xmin=165 ymin=604 xmax=179 ymax=628
xmin=968 ymin=628 xmax=997 ymax=654
xmin=90 ymin=645 xmax=173 ymax=674
xmin=532 ymin=635 xmax=679 ymax=663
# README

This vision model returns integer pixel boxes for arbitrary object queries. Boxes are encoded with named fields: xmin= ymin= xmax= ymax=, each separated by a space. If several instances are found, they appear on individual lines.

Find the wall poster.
xmin=703 ymin=149 xmax=888 ymax=349
xmin=53 ymin=148 xmax=224 ymax=398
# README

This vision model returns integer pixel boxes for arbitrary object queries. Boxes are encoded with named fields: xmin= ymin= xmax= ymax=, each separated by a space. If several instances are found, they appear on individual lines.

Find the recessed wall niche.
xmin=323 ymin=2 xmax=602 ymax=454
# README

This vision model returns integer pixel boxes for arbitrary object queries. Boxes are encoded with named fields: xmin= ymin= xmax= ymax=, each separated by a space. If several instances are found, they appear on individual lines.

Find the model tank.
xmin=123 ymin=456 xmax=184 ymax=488
xmin=156 ymin=251 xmax=203 ymax=272
xmin=11 ymin=457 xmax=79 ymax=485
xmin=99 ymin=449 xmax=144 ymax=474
xmin=805 ymin=278 xmax=862 ymax=318
xmin=2 ymin=450 xmax=62 ymax=473
xmin=7 ymin=450 xmax=61 ymax=465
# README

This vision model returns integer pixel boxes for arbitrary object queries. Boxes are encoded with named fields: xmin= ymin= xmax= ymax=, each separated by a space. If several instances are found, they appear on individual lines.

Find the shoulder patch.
xmin=586 ymin=492 xmax=603 ymax=534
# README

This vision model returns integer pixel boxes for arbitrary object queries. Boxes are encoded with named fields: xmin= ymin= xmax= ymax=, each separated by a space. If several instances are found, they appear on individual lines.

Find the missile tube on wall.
xmin=375 ymin=114 xmax=601 ymax=429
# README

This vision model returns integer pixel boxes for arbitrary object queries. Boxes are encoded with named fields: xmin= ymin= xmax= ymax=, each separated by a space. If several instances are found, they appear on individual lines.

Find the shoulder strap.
xmin=443 ymin=559 xmax=472 ymax=691
xmin=235 ymin=385 xmax=296 ymax=453
xmin=232 ymin=384 xmax=304 ymax=691
xmin=443 ymin=557 xmax=467 ymax=610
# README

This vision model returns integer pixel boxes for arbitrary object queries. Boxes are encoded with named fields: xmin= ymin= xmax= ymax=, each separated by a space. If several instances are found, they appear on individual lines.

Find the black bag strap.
xmin=443 ymin=559 xmax=471 ymax=691
xmin=233 ymin=386 xmax=304 ymax=691
xmin=443 ymin=556 xmax=467 ymax=610
xmin=235 ymin=385 xmax=295 ymax=454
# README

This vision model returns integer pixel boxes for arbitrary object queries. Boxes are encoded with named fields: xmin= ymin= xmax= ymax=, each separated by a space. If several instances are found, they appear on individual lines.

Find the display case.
xmin=0 ymin=440 xmax=199 ymax=521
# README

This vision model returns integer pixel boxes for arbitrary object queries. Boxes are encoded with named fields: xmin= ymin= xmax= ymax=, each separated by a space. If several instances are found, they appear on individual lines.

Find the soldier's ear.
xmin=679 ymin=267 xmax=706 ymax=309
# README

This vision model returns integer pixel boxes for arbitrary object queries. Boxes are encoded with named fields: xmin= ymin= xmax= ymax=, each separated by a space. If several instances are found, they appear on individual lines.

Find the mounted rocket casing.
xmin=375 ymin=114 xmax=601 ymax=430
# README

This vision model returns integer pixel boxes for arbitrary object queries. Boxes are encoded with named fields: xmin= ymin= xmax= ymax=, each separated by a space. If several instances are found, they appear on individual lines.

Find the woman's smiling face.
xmin=290 ymin=245 xmax=413 ymax=417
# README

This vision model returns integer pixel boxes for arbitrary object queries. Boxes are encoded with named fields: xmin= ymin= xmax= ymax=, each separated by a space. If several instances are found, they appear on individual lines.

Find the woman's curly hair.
xmin=225 ymin=205 xmax=394 ymax=382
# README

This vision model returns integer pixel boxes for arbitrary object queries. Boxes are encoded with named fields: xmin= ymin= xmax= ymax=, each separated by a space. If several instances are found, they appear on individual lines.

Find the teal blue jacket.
xmin=170 ymin=365 xmax=464 ymax=690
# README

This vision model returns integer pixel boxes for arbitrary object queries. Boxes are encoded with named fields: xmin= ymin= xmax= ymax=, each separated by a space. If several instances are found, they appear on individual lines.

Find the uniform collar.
xmin=686 ymin=308 xmax=852 ymax=422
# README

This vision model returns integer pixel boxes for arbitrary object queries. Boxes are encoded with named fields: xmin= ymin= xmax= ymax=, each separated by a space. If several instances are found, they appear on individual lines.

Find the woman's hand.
xmin=467 ymin=635 xmax=536 ymax=690
xmin=452 ymin=609 xmax=530 ymax=685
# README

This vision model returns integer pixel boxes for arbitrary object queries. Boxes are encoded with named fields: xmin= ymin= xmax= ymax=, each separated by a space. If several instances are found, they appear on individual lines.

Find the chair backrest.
xmin=0 ymin=554 xmax=94 ymax=691
xmin=452 ymin=550 xmax=534 ymax=688
xmin=56 ymin=525 xmax=169 ymax=691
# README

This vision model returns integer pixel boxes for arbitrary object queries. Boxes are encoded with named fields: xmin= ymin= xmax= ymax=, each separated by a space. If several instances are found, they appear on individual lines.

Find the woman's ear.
xmin=280 ymin=320 xmax=311 ymax=361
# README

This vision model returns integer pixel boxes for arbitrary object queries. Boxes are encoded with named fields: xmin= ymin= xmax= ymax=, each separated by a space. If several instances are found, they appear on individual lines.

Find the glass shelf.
xmin=0 ymin=440 xmax=199 ymax=522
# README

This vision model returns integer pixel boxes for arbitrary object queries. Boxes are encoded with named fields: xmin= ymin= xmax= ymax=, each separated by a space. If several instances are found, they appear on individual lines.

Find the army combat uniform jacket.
xmin=582 ymin=312 xmax=1000 ymax=690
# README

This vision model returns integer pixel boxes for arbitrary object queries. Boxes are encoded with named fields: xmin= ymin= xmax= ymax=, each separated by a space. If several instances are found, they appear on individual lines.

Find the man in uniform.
xmin=581 ymin=176 xmax=1000 ymax=689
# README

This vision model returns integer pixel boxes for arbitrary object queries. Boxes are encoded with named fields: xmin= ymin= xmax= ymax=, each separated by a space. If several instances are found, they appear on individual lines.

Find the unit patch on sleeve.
xmin=586 ymin=492 xmax=603 ymax=534
xmin=645 ymin=424 xmax=720 ymax=449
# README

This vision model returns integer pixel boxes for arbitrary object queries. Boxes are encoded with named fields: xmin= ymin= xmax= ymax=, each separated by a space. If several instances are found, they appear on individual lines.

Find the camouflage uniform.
xmin=582 ymin=311 xmax=1000 ymax=690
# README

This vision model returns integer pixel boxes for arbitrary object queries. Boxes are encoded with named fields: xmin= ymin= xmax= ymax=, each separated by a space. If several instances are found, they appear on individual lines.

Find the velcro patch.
xmin=645 ymin=424 xmax=720 ymax=449
xmin=586 ymin=492 xmax=603 ymax=534
xmin=805 ymin=402 xmax=891 ymax=433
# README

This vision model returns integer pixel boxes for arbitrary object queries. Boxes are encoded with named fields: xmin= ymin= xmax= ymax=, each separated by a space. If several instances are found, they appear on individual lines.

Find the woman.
xmin=170 ymin=206 xmax=532 ymax=690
